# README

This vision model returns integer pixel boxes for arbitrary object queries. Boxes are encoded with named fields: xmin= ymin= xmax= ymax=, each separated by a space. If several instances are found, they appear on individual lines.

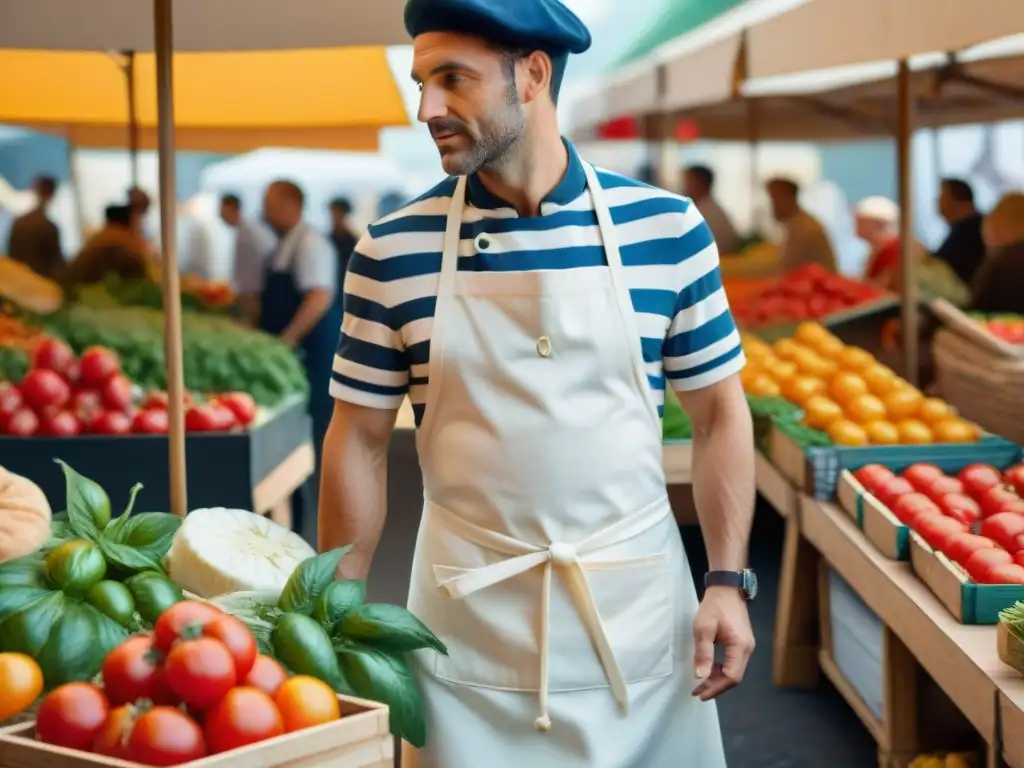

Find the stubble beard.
xmin=440 ymin=85 xmax=526 ymax=177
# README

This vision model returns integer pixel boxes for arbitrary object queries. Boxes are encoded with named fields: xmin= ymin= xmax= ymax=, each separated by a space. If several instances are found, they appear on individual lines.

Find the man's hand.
xmin=691 ymin=586 xmax=755 ymax=701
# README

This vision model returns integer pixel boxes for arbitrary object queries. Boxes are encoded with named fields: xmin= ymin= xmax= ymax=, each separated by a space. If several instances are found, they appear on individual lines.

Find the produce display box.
xmin=0 ymin=397 xmax=311 ymax=513
xmin=930 ymin=298 xmax=1024 ymax=360
xmin=909 ymin=531 xmax=1024 ymax=625
xmin=997 ymin=622 xmax=1024 ymax=676
xmin=742 ymin=295 xmax=899 ymax=344
xmin=0 ymin=695 xmax=392 ymax=767
xmin=770 ymin=423 xmax=1017 ymax=500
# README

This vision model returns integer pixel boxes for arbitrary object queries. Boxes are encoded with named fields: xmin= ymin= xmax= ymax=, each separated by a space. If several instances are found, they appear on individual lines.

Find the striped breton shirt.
xmin=329 ymin=141 xmax=745 ymax=426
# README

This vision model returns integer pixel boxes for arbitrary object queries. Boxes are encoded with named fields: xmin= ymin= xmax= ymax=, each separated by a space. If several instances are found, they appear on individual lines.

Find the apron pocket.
xmin=430 ymin=551 xmax=674 ymax=693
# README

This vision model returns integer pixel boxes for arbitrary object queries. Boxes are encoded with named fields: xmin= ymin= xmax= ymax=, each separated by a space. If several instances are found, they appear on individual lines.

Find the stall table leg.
xmin=773 ymin=513 xmax=820 ymax=688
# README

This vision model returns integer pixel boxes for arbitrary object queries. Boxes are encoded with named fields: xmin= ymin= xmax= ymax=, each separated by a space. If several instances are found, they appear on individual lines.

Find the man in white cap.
xmin=319 ymin=1 xmax=756 ymax=765
xmin=855 ymin=195 xmax=902 ymax=290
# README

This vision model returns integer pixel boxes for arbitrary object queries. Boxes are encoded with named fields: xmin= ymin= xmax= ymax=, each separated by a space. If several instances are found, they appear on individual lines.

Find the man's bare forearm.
xmin=318 ymin=401 xmax=396 ymax=580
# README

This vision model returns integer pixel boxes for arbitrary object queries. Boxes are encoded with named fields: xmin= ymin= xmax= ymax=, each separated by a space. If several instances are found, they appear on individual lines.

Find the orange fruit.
xmin=802 ymin=396 xmax=844 ymax=430
xmin=781 ymin=375 xmax=827 ymax=405
xmin=828 ymin=419 xmax=869 ymax=446
xmin=792 ymin=348 xmax=837 ymax=379
xmin=864 ymin=420 xmax=900 ymax=445
xmin=896 ymin=419 xmax=934 ymax=445
xmin=845 ymin=393 xmax=888 ymax=425
xmin=932 ymin=418 xmax=979 ymax=444
xmin=811 ymin=334 xmax=846 ymax=360
xmin=745 ymin=373 xmax=781 ymax=398
xmin=837 ymin=346 xmax=876 ymax=372
xmin=773 ymin=338 xmax=809 ymax=361
xmin=794 ymin=322 xmax=830 ymax=346
xmin=917 ymin=397 xmax=955 ymax=424
xmin=828 ymin=372 xmax=868 ymax=405
xmin=274 ymin=676 xmax=342 ymax=733
xmin=0 ymin=653 xmax=44 ymax=721
xmin=884 ymin=388 xmax=923 ymax=420
xmin=765 ymin=359 xmax=798 ymax=382
xmin=861 ymin=364 xmax=900 ymax=396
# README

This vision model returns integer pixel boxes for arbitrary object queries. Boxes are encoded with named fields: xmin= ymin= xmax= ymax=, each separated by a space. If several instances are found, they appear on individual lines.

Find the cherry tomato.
xmin=4 ymin=408 xmax=39 ymax=436
xmin=0 ymin=382 xmax=22 ymax=418
xmin=31 ymin=338 xmax=75 ymax=375
xmin=1005 ymin=465 xmax=1024 ymax=498
xmin=875 ymin=477 xmax=915 ymax=509
xmin=202 ymin=613 xmax=258 ymax=680
xmin=922 ymin=475 xmax=964 ymax=505
xmin=891 ymin=493 xmax=940 ymax=526
xmin=92 ymin=704 xmax=136 ymax=759
xmin=128 ymin=706 xmax=206 ymax=766
xmin=92 ymin=410 xmax=133 ymax=435
xmin=164 ymin=638 xmax=237 ymax=710
xmin=980 ymin=513 xmax=1024 ymax=552
xmin=245 ymin=654 xmax=288 ymax=697
xmin=143 ymin=392 xmax=170 ymax=410
xmin=958 ymin=464 xmax=1004 ymax=500
xmin=937 ymin=493 xmax=982 ymax=527
xmin=964 ymin=547 xmax=1013 ymax=583
xmin=980 ymin=485 xmax=1024 ymax=518
xmin=274 ymin=675 xmax=341 ymax=733
xmin=941 ymin=532 xmax=997 ymax=566
xmin=79 ymin=346 xmax=121 ymax=386
xmin=983 ymin=564 xmax=1024 ymax=585
xmin=214 ymin=392 xmax=257 ymax=427
xmin=39 ymin=409 xmax=82 ymax=437
xmin=0 ymin=653 xmax=44 ymax=721
xmin=853 ymin=464 xmax=894 ymax=495
xmin=154 ymin=602 xmax=255 ymax=681
xmin=19 ymin=369 xmax=71 ymax=410
xmin=71 ymin=389 xmax=104 ymax=429
xmin=204 ymin=686 xmax=284 ymax=754
xmin=133 ymin=408 xmax=169 ymax=434
xmin=185 ymin=404 xmax=227 ymax=432
xmin=102 ymin=636 xmax=177 ymax=706
xmin=101 ymin=374 xmax=134 ymax=412
xmin=902 ymin=463 xmax=943 ymax=492
xmin=36 ymin=683 xmax=111 ymax=751
xmin=915 ymin=515 xmax=968 ymax=551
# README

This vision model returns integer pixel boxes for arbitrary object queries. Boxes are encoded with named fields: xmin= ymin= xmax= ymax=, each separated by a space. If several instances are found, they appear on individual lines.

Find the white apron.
xmin=403 ymin=165 xmax=726 ymax=768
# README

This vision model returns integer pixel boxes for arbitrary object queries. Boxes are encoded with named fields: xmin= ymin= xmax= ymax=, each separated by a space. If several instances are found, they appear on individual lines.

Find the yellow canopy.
xmin=0 ymin=47 xmax=410 ymax=151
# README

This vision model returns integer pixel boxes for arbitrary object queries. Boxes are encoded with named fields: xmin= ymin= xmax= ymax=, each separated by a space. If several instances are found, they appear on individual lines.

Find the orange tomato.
xmin=883 ymin=388 xmax=923 ymax=421
xmin=828 ymin=372 xmax=868 ymax=405
xmin=932 ymin=418 xmax=979 ymax=444
xmin=861 ymin=364 xmax=900 ymax=396
xmin=811 ymin=334 xmax=846 ymax=360
xmin=0 ymin=653 xmax=44 ymax=721
xmin=773 ymin=338 xmax=809 ymax=361
xmin=896 ymin=419 xmax=934 ymax=445
xmin=740 ymin=366 xmax=763 ymax=388
xmin=781 ymin=375 xmax=827 ymax=405
xmin=837 ymin=346 xmax=876 ymax=372
xmin=828 ymin=419 xmax=869 ymax=446
xmin=274 ymin=676 xmax=341 ymax=733
xmin=745 ymin=373 xmax=781 ymax=398
xmin=794 ymin=350 xmax=838 ymax=380
xmin=864 ymin=420 xmax=900 ymax=445
xmin=845 ymin=394 xmax=888 ymax=425
xmin=794 ymin=322 xmax=830 ymax=346
xmin=917 ymin=397 xmax=955 ymax=424
xmin=765 ymin=359 xmax=798 ymax=382
xmin=803 ymin=396 xmax=844 ymax=430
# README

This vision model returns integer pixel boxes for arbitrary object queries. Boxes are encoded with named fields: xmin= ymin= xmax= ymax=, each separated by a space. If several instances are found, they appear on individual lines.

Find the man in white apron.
xmin=320 ymin=1 xmax=758 ymax=765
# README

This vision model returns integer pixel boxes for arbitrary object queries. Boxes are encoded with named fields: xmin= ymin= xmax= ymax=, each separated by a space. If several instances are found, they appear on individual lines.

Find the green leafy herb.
xmin=312 ymin=580 xmax=366 ymax=632
xmin=338 ymin=604 xmax=447 ymax=656
xmin=277 ymin=546 xmax=352 ymax=615
xmin=0 ymin=553 xmax=47 ymax=589
xmin=337 ymin=646 xmax=426 ymax=747
xmin=55 ymin=460 xmax=111 ymax=540
xmin=0 ymin=591 xmax=66 ymax=657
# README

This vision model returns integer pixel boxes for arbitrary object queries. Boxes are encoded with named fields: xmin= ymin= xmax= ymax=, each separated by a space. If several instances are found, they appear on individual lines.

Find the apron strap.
xmin=582 ymin=163 xmax=662 ymax=430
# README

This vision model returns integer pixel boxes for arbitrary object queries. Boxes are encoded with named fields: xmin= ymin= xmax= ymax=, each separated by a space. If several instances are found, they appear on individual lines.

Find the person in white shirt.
xmin=683 ymin=164 xmax=741 ymax=255
xmin=766 ymin=176 xmax=837 ymax=274
xmin=219 ymin=193 xmax=276 ymax=326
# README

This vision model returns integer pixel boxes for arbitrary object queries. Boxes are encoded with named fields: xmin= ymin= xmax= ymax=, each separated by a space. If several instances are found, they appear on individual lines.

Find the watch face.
xmin=743 ymin=569 xmax=758 ymax=600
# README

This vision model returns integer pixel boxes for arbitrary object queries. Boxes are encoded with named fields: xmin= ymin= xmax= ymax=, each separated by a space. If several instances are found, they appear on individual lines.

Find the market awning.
xmin=0 ymin=0 xmax=409 ymax=50
xmin=747 ymin=0 xmax=1021 ymax=79
xmin=0 ymin=48 xmax=409 ymax=152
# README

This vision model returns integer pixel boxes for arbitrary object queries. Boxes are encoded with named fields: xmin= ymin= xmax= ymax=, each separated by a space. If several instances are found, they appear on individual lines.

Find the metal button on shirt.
xmin=537 ymin=336 xmax=552 ymax=358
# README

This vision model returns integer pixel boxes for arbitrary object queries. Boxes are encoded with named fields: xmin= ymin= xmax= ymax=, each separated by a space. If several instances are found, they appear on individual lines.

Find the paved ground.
xmin=361 ymin=432 xmax=878 ymax=766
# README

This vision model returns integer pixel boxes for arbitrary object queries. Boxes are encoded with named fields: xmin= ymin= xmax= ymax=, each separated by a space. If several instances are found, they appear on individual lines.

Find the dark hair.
xmin=34 ymin=175 xmax=58 ymax=197
xmin=105 ymin=204 xmax=133 ymax=227
xmin=490 ymin=42 xmax=567 ymax=105
xmin=269 ymin=180 xmax=305 ymax=207
xmin=685 ymin=164 xmax=714 ymax=190
xmin=942 ymin=178 xmax=975 ymax=204
xmin=329 ymin=197 xmax=353 ymax=215
xmin=220 ymin=193 xmax=241 ymax=208
xmin=767 ymin=177 xmax=800 ymax=197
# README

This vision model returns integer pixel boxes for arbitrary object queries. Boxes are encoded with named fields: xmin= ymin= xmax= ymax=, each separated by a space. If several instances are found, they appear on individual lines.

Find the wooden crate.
xmin=0 ymin=696 xmax=392 ymax=768
xmin=836 ymin=470 xmax=911 ymax=561
xmin=998 ymin=622 xmax=1024 ymax=676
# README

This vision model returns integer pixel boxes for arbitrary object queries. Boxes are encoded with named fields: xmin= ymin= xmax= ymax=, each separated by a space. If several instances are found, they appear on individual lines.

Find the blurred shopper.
xmin=766 ymin=176 xmax=837 ymax=273
xmin=7 ymin=175 xmax=64 ymax=282
xmin=66 ymin=204 xmax=150 ymax=289
xmin=934 ymin=178 xmax=986 ymax=286
xmin=971 ymin=192 xmax=1024 ymax=313
xmin=328 ymin=197 xmax=359 ymax=293
xmin=683 ymin=164 xmax=740 ymax=254
xmin=128 ymin=186 xmax=157 ymax=249
xmin=219 ymin=193 xmax=275 ymax=326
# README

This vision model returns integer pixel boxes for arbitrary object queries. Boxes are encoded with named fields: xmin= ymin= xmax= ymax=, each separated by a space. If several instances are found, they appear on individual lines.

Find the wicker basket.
xmin=933 ymin=328 xmax=1024 ymax=443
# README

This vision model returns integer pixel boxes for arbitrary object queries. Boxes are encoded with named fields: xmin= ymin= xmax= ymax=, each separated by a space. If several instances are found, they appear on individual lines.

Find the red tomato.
xmin=153 ymin=601 xmax=222 ymax=654
xmin=923 ymin=476 xmax=964 ymax=504
xmin=92 ymin=704 xmax=136 ymax=759
xmin=133 ymin=408 xmax=170 ymax=434
xmin=941 ymin=532 xmax=997 ymax=566
xmin=201 ymin=613 xmax=258 ymax=680
xmin=65 ymin=361 xmax=81 ymax=386
xmin=875 ymin=477 xmax=915 ymax=509
xmin=964 ymin=547 xmax=1013 ymax=583
xmin=102 ymin=636 xmax=177 ymax=706
xmin=980 ymin=485 xmax=1024 ymax=518
xmin=937 ymin=493 xmax=982 ymax=527
xmin=31 ymin=338 xmax=75 ymax=376
xmin=891 ymin=493 xmax=940 ymax=526
xmin=1005 ymin=465 xmax=1024 ymax=498
xmin=79 ymin=346 xmax=121 ymax=386
xmin=71 ymin=389 xmax=103 ymax=427
xmin=19 ymin=369 xmax=71 ymax=410
xmin=39 ymin=409 xmax=82 ymax=437
xmin=164 ymin=638 xmax=237 ymax=710
xmin=101 ymin=374 xmax=134 ymax=412
xmin=1014 ymin=551 xmax=1024 ymax=569
xmin=215 ymin=392 xmax=257 ymax=427
xmin=36 ymin=683 xmax=111 ymax=752
xmin=958 ymin=464 xmax=1004 ymax=500
xmin=92 ymin=410 xmax=132 ymax=435
xmin=153 ymin=603 xmax=255 ymax=680
xmin=245 ymin=654 xmax=288 ymax=697
xmin=902 ymin=463 xmax=944 ymax=492
xmin=980 ymin=513 xmax=1024 ymax=552
xmin=853 ymin=464 xmax=894 ymax=495
xmin=5 ymin=408 xmax=39 ymax=436
xmin=185 ymin=403 xmax=235 ymax=432
xmin=204 ymin=686 xmax=284 ymax=754
xmin=983 ymin=564 xmax=1024 ymax=585
xmin=0 ymin=381 xmax=22 ymax=416
xmin=210 ymin=403 xmax=238 ymax=430
xmin=127 ymin=706 xmax=206 ymax=766
xmin=915 ymin=515 xmax=968 ymax=551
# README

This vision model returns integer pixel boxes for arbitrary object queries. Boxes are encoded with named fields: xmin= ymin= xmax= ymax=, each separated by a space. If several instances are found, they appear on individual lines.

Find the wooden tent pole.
xmin=896 ymin=59 xmax=919 ymax=386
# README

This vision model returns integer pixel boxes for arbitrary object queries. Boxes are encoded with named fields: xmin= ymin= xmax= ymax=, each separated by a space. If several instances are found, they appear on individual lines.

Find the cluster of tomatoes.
xmin=35 ymin=601 xmax=342 ymax=766
xmin=0 ymin=338 xmax=257 ymax=437
xmin=855 ymin=462 xmax=1024 ymax=584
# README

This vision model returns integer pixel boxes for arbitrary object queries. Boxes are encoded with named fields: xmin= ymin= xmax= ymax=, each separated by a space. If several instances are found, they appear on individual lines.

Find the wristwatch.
xmin=705 ymin=569 xmax=758 ymax=600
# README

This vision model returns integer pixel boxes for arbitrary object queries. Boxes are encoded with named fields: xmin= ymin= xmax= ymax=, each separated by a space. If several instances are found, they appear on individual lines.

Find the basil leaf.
xmin=0 ymin=553 xmax=47 ymax=588
xmin=0 ymin=587 xmax=52 ymax=621
xmin=277 ymin=546 xmax=352 ymax=615
xmin=43 ymin=519 xmax=76 ymax=551
xmin=337 ymin=647 xmax=426 ymax=747
xmin=55 ymin=460 xmax=111 ymax=540
xmin=103 ymin=512 xmax=181 ymax=559
xmin=98 ymin=538 xmax=163 ymax=575
xmin=103 ymin=483 xmax=145 ymax=540
xmin=35 ymin=601 xmax=128 ymax=686
xmin=313 ymin=580 xmax=366 ymax=632
xmin=338 ymin=604 xmax=447 ymax=656
xmin=0 ymin=592 xmax=65 ymax=657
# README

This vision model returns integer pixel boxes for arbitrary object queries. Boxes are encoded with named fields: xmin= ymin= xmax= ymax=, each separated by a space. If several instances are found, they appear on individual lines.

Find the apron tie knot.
xmin=548 ymin=542 xmax=577 ymax=567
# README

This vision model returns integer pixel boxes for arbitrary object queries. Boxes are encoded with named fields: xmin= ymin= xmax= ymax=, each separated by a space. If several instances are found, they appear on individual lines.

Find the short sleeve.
xmin=233 ymin=225 xmax=268 ymax=295
xmin=293 ymin=231 xmax=337 ymax=293
xmin=329 ymin=232 xmax=410 ymax=410
xmin=662 ymin=208 xmax=745 ymax=392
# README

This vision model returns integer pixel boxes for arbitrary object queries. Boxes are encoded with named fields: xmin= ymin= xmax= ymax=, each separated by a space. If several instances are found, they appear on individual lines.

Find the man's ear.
xmin=519 ymin=50 xmax=553 ymax=104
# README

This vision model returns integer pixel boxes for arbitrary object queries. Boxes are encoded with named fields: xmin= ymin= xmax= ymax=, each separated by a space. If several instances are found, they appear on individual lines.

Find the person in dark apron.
xmin=259 ymin=180 xmax=342 ymax=543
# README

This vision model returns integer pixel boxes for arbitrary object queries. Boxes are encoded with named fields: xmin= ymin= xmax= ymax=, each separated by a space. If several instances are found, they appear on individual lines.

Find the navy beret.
xmin=404 ymin=0 xmax=592 ymax=55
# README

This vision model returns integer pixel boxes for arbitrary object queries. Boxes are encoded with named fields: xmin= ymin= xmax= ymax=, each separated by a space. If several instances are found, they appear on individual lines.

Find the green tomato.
xmin=45 ymin=541 xmax=106 ymax=597
xmin=86 ymin=580 xmax=137 ymax=628
xmin=124 ymin=572 xmax=182 ymax=624
xmin=271 ymin=612 xmax=347 ymax=692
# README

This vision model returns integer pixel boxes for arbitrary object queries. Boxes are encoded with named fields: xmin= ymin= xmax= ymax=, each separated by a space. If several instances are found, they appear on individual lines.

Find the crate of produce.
xmin=930 ymin=298 xmax=1024 ymax=360
xmin=997 ymin=612 xmax=1024 ymax=676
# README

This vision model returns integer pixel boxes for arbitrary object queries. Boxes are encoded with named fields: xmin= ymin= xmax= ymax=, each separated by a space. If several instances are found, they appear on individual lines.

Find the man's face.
xmin=412 ymin=32 xmax=527 ymax=176
xmin=219 ymin=202 xmax=240 ymax=228
xmin=937 ymin=185 xmax=954 ymax=223
xmin=262 ymin=186 xmax=293 ymax=232
xmin=329 ymin=206 xmax=347 ymax=230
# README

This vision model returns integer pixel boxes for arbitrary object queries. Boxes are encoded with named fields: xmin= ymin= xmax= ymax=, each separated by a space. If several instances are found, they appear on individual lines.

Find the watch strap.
xmin=704 ymin=570 xmax=745 ymax=590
